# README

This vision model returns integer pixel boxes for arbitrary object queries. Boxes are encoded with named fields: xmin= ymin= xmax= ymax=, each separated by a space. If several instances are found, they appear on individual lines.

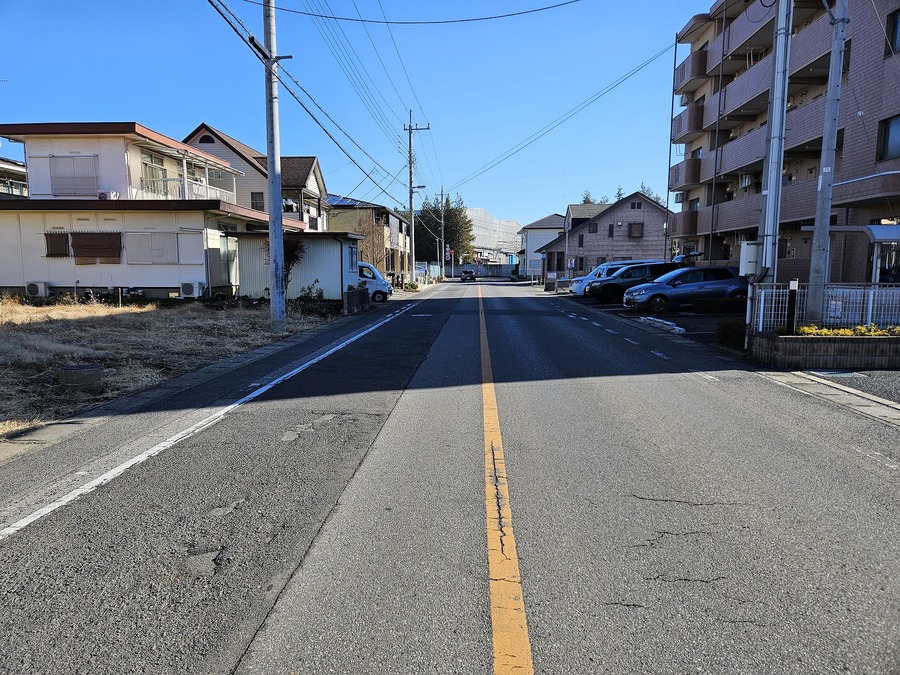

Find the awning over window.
xmin=70 ymin=232 xmax=122 ymax=257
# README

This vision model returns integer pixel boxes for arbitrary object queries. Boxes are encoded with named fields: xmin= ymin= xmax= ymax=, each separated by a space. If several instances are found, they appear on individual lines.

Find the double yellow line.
xmin=478 ymin=287 xmax=534 ymax=674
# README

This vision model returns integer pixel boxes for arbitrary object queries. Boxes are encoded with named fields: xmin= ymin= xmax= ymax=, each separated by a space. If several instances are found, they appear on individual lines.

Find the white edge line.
xmin=0 ymin=302 xmax=419 ymax=542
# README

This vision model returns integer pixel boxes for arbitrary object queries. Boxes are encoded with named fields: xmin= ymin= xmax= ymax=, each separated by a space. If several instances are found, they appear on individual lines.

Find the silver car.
xmin=623 ymin=266 xmax=749 ymax=313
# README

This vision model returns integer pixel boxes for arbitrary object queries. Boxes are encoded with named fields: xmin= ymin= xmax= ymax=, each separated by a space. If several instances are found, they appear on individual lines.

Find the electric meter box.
xmin=739 ymin=241 xmax=761 ymax=276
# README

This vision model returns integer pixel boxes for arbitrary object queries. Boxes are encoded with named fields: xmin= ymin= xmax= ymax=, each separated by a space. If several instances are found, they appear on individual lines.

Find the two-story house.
xmin=325 ymin=195 xmax=410 ymax=280
xmin=517 ymin=214 xmax=566 ymax=279
xmin=0 ymin=122 xmax=363 ymax=300
xmin=538 ymin=193 xmax=670 ymax=277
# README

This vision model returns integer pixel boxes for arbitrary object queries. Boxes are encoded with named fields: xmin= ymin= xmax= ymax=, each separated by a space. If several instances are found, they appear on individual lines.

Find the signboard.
xmin=528 ymin=258 xmax=542 ymax=270
xmin=547 ymin=272 xmax=557 ymax=280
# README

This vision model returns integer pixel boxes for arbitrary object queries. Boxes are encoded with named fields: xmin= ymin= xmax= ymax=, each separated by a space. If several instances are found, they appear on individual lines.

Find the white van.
xmin=358 ymin=262 xmax=393 ymax=302
xmin=569 ymin=259 xmax=665 ymax=296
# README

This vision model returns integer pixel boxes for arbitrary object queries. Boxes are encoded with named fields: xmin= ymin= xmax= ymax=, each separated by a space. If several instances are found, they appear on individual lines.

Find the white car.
xmin=569 ymin=259 xmax=666 ymax=296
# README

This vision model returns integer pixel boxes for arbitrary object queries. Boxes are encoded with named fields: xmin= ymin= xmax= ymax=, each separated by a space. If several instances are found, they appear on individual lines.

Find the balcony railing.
xmin=669 ymin=157 xmax=702 ymax=190
xmin=0 ymin=178 xmax=28 ymax=197
xmin=672 ymin=103 xmax=705 ymax=144
xmin=140 ymin=178 xmax=236 ymax=204
xmin=671 ymin=210 xmax=698 ymax=236
xmin=674 ymin=50 xmax=708 ymax=94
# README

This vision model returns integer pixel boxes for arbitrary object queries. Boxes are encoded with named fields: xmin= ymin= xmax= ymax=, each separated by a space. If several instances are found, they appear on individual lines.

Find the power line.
xmin=208 ymin=0 xmax=405 ymax=208
xmin=239 ymin=0 xmax=582 ymax=25
xmin=450 ymin=43 xmax=674 ymax=191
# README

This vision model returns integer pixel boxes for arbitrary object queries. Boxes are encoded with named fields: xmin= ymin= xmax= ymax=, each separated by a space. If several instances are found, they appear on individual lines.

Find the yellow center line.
xmin=478 ymin=286 xmax=534 ymax=674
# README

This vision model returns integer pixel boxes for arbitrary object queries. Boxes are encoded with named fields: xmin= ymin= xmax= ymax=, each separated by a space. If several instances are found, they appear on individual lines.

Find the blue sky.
xmin=1 ymin=0 xmax=712 ymax=226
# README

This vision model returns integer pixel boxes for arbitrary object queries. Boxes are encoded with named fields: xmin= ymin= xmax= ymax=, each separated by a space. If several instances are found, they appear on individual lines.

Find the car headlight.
xmin=630 ymin=288 xmax=650 ymax=297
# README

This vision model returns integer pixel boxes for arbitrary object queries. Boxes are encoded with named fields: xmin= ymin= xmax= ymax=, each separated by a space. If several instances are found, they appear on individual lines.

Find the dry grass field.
xmin=0 ymin=296 xmax=335 ymax=439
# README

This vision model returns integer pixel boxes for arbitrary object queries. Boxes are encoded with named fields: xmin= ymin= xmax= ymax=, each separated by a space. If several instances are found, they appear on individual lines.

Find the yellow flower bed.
xmin=796 ymin=323 xmax=900 ymax=337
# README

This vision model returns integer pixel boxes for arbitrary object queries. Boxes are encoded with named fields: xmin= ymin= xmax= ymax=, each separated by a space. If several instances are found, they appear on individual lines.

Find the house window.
xmin=251 ymin=192 xmax=265 ymax=211
xmin=578 ymin=234 xmax=584 ymax=247
xmin=877 ymin=114 xmax=900 ymax=161
xmin=70 ymin=232 xmax=121 ymax=264
xmin=141 ymin=153 xmax=167 ymax=195
xmin=588 ymin=223 xmax=598 ymax=234
xmin=608 ymin=223 xmax=614 ymax=238
xmin=576 ymin=256 xmax=585 ymax=271
xmin=44 ymin=232 xmax=70 ymax=257
xmin=630 ymin=201 xmax=642 ymax=210
xmin=628 ymin=222 xmax=644 ymax=238
xmin=199 ymin=134 xmax=216 ymax=143
xmin=49 ymin=155 xmax=99 ymax=196
xmin=597 ymin=256 xmax=606 ymax=265
xmin=886 ymin=10 xmax=900 ymax=56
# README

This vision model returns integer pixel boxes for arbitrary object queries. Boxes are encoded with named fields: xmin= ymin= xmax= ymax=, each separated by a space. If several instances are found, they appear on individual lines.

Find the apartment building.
xmin=670 ymin=0 xmax=900 ymax=282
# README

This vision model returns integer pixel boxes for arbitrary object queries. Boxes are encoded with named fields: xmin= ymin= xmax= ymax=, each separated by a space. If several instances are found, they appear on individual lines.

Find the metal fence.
xmin=752 ymin=283 xmax=900 ymax=332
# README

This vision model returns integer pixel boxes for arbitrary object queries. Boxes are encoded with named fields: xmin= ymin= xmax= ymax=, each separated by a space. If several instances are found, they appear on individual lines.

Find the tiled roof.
xmin=520 ymin=213 xmax=565 ymax=230
xmin=281 ymin=156 xmax=316 ymax=188
xmin=567 ymin=203 xmax=611 ymax=219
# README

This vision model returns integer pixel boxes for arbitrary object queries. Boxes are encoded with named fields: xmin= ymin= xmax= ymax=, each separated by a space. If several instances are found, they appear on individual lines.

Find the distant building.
xmin=0 ymin=157 xmax=27 ymax=199
xmin=670 ymin=0 xmax=900 ymax=282
xmin=465 ymin=208 xmax=521 ymax=264
xmin=517 ymin=214 xmax=565 ymax=278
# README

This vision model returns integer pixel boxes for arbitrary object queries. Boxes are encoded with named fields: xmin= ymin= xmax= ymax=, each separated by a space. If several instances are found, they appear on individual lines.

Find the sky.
xmin=0 ymin=0 xmax=714 ymax=227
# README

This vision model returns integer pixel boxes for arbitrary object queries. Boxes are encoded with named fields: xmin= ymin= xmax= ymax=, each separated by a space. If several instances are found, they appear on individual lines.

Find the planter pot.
xmin=57 ymin=364 xmax=104 ymax=395
xmin=752 ymin=333 xmax=900 ymax=369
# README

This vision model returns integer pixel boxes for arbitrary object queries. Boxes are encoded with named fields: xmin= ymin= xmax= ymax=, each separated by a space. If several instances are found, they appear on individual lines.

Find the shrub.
xmin=795 ymin=323 xmax=900 ymax=337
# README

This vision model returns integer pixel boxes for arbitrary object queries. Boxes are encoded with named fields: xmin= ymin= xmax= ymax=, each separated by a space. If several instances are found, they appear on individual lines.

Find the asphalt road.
xmin=2 ymin=280 xmax=900 ymax=673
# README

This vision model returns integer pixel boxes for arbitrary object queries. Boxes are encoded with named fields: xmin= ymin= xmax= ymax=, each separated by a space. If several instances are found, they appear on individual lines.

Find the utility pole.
xmin=755 ymin=0 xmax=793 ymax=284
xmin=253 ymin=0 xmax=291 ymax=332
xmin=440 ymin=186 xmax=446 ymax=280
xmin=405 ymin=111 xmax=429 ymax=285
xmin=806 ymin=0 xmax=849 ymax=324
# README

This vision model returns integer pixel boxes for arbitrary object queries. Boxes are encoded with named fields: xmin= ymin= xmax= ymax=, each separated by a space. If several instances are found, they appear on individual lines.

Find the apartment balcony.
xmin=672 ymin=103 xmax=705 ymax=144
xmin=671 ymin=209 xmax=698 ymax=237
xmin=669 ymin=157 xmax=702 ymax=191
xmin=677 ymin=13 xmax=711 ymax=44
xmin=674 ymin=50 xmax=708 ymax=94
xmin=0 ymin=178 xmax=28 ymax=198
xmin=695 ymin=180 xmax=819 ymax=236
xmin=140 ymin=178 xmax=236 ymax=204
xmin=833 ymin=171 xmax=900 ymax=208
xmin=702 ymin=10 xmax=831 ymax=130
xmin=699 ymin=95 xmax=827 ymax=182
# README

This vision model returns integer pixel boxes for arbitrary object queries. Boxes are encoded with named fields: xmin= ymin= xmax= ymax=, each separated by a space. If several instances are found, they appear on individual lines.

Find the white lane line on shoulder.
xmin=624 ymin=338 xmax=640 ymax=345
xmin=605 ymin=328 xmax=619 ymax=334
xmin=651 ymin=351 xmax=670 ymax=360
xmin=579 ymin=316 xmax=588 ymax=321
xmin=591 ymin=322 xmax=602 ymax=327
xmin=0 ymin=301 xmax=421 ymax=544
xmin=689 ymin=369 xmax=719 ymax=381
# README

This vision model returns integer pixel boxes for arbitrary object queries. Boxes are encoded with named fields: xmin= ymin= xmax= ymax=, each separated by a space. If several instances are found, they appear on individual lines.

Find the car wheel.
xmin=648 ymin=295 xmax=668 ymax=314
xmin=372 ymin=291 xmax=387 ymax=303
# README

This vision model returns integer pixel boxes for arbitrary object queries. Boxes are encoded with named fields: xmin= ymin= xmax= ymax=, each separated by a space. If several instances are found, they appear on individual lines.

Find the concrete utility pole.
xmin=756 ymin=0 xmax=794 ymax=284
xmin=806 ymin=0 xmax=849 ymax=324
xmin=440 ymin=186 xmax=446 ymax=280
xmin=405 ymin=111 xmax=429 ymax=285
xmin=257 ymin=0 xmax=291 ymax=332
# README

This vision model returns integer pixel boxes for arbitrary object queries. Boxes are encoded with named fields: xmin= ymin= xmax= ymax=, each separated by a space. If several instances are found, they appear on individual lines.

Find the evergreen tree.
xmin=581 ymin=189 xmax=596 ymax=204
xmin=411 ymin=194 xmax=475 ymax=264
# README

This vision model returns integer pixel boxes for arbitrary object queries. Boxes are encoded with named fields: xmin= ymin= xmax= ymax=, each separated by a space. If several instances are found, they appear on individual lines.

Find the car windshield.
xmin=652 ymin=268 xmax=686 ymax=284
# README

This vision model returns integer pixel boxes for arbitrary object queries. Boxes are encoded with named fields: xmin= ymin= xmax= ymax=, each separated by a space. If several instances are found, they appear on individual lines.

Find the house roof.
xmin=566 ymin=203 xmax=611 ymax=220
xmin=0 ymin=122 xmax=237 ymax=173
xmin=0 ymin=198 xmax=268 ymax=222
xmin=325 ymin=194 xmax=408 ymax=222
xmin=185 ymin=124 xmax=326 ymax=196
xmin=184 ymin=123 xmax=266 ymax=176
xmin=519 ymin=214 xmax=565 ymax=231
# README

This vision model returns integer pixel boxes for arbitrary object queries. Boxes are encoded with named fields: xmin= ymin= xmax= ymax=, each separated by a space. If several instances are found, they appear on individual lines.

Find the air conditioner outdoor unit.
xmin=679 ymin=94 xmax=692 ymax=107
xmin=739 ymin=173 xmax=754 ymax=188
xmin=675 ymin=192 xmax=684 ymax=203
xmin=25 ymin=281 xmax=50 ymax=297
xmin=98 ymin=191 xmax=120 ymax=200
xmin=180 ymin=281 xmax=205 ymax=298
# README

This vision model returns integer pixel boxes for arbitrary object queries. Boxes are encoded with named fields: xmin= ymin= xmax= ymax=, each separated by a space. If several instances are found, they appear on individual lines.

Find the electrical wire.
xmin=239 ymin=0 xmax=582 ymax=25
xmin=208 ymin=0 xmax=405 ymax=208
xmin=450 ymin=43 xmax=673 ymax=191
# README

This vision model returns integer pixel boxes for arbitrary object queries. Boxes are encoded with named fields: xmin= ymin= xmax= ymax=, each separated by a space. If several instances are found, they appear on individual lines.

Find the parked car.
xmin=623 ymin=266 xmax=749 ymax=313
xmin=460 ymin=270 xmax=476 ymax=282
xmin=569 ymin=258 xmax=666 ymax=296
xmin=358 ymin=262 xmax=393 ymax=302
xmin=586 ymin=262 xmax=680 ymax=303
